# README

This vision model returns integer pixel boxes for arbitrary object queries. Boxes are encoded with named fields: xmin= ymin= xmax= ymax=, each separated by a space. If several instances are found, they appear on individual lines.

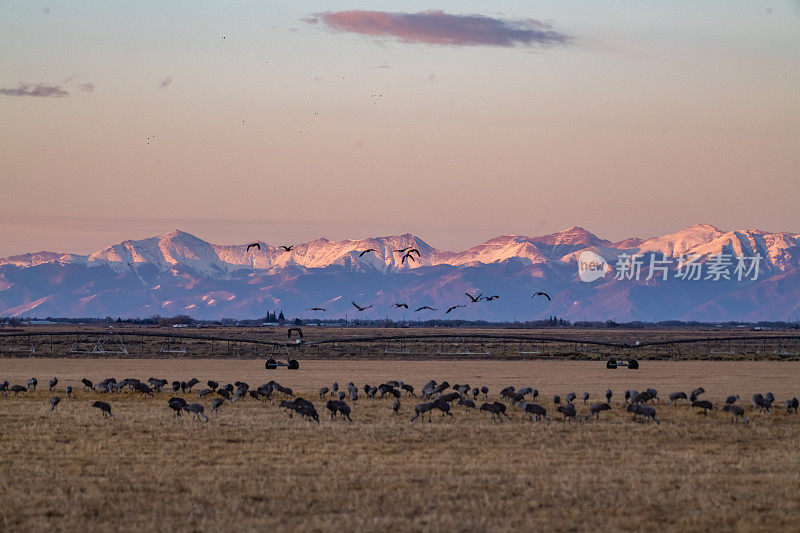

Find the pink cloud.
xmin=311 ymin=10 xmax=571 ymax=47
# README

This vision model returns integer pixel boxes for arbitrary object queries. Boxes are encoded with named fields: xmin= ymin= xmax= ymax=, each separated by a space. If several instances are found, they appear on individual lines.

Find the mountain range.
xmin=2 ymin=224 xmax=799 ymax=322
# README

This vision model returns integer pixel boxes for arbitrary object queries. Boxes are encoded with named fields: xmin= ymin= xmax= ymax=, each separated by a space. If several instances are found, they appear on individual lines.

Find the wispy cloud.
xmin=309 ymin=10 xmax=572 ymax=48
xmin=0 ymin=83 xmax=69 ymax=98
xmin=79 ymin=83 xmax=95 ymax=93
xmin=159 ymin=76 xmax=173 ymax=88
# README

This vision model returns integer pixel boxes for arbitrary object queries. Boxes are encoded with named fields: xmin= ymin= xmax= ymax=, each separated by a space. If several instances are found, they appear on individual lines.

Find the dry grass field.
xmin=2 ymin=358 xmax=800 ymax=531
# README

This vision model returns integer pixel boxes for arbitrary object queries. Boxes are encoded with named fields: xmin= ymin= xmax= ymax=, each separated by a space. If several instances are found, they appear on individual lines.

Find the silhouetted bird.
xmin=307 ymin=307 xmax=326 ymax=311
xmin=446 ymin=304 xmax=465 ymax=314
xmin=280 ymin=245 xmax=293 ymax=252
xmin=415 ymin=306 xmax=437 ymax=312
xmin=393 ymin=303 xmax=409 ymax=309
xmin=482 ymin=295 xmax=500 ymax=301
xmin=358 ymin=249 xmax=376 ymax=257
xmin=401 ymin=251 xmax=417 ymax=264
xmin=465 ymin=292 xmax=482 ymax=303
xmin=246 ymin=243 xmax=260 ymax=252
xmin=352 ymin=301 xmax=372 ymax=312
xmin=531 ymin=291 xmax=551 ymax=300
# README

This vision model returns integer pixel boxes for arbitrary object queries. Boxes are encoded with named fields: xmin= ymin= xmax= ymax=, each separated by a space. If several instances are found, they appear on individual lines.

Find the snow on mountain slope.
xmin=0 ymin=251 xmax=67 ymax=268
xmin=636 ymin=224 xmax=724 ymax=257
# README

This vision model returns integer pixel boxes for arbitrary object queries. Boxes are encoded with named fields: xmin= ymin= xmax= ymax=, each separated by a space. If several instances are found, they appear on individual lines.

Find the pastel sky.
xmin=1 ymin=1 xmax=798 ymax=257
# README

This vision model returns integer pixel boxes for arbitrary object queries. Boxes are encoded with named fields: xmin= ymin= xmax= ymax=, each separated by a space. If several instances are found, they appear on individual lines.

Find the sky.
xmin=1 ymin=1 xmax=799 ymax=257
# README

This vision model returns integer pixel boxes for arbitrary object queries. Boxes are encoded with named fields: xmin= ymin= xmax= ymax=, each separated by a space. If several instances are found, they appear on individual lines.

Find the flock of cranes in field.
xmin=244 ymin=242 xmax=552 ymax=317
xmin=5 ymin=375 xmax=799 ymax=428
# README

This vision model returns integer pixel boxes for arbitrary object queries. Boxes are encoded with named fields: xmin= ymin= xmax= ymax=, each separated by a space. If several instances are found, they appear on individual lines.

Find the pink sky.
xmin=1 ymin=2 xmax=798 ymax=257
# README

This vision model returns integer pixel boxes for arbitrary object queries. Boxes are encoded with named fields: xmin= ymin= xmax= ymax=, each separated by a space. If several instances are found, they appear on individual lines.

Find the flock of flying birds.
xmin=245 ymin=242 xmax=551 ymax=316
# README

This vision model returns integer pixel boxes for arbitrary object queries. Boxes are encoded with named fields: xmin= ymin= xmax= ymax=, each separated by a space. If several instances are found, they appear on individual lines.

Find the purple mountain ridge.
xmin=1 ymin=224 xmax=799 ymax=321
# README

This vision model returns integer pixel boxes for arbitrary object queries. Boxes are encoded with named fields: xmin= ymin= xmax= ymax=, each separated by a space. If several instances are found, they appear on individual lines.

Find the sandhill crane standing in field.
xmin=565 ymin=392 xmax=577 ymax=403
xmin=667 ymin=392 xmax=688 ymax=405
xmin=582 ymin=392 xmax=590 ymax=404
xmin=27 ymin=378 xmax=37 ymax=391
xmin=411 ymin=402 xmax=436 ymax=422
xmin=168 ymin=398 xmax=185 ymax=417
xmin=627 ymin=404 xmax=660 ymax=424
xmin=784 ymin=398 xmax=798 ymax=414
xmin=49 ymin=378 xmax=58 ymax=391
xmin=722 ymin=404 xmax=748 ymax=424
xmin=319 ymin=387 xmax=329 ymax=399
xmin=210 ymin=398 xmax=224 ymax=412
xmin=92 ymin=401 xmax=114 ymax=418
xmin=692 ymin=400 xmax=715 ymax=414
xmin=690 ymin=387 xmax=705 ymax=402
xmin=392 ymin=400 xmax=401 ymax=415
xmin=81 ymin=378 xmax=94 ymax=391
xmin=553 ymin=395 xmax=561 ymax=406
xmin=184 ymin=403 xmax=208 ymax=422
xmin=481 ymin=386 xmax=489 ymax=398
xmin=589 ymin=402 xmax=611 ymax=420
xmin=605 ymin=389 xmax=613 ymax=403
xmin=457 ymin=397 xmax=477 ymax=409
xmin=725 ymin=395 xmax=739 ymax=405
xmin=207 ymin=380 xmax=219 ymax=391
xmin=10 ymin=385 xmax=27 ymax=396
xmin=557 ymin=403 xmax=578 ymax=422
xmin=65 ymin=385 xmax=72 ymax=398
xmin=1 ymin=381 xmax=8 ymax=397
xmin=753 ymin=394 xmax=772 ymax=413
xmin=49 ymin=396 xmax=60 ymax=411
xmin=479 ymin=402 xmax=508 ymax=421
xmin=523 ymin=403 xmax=549 ymax=421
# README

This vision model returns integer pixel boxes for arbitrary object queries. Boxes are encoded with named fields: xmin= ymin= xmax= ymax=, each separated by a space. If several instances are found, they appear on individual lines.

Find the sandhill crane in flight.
xmin=306 ymin=307 xmax=326 ymax=311
xmin=532 ymin=292 xmax=551 ymax=301
xmin=352 ymin=301 xmax=372 ymax=312
xmin=279 ymin=245 xmax=293 ymax=252
xmin=481 ymin=295 xmax=500 ymax=301
xmin=358 ymin=249 xmax=376 ymax=257
xmin=393 ymin=303 xmax=409 ymax=309
xmin=415 ymin=306 xmax=436 ymax=312
xmin=445 ymin=304 xmax=465 ymax=314
xmin=246 ymin=243 xmax=260 ymax=252
xmin=401 ymin=251 xmax=417 ymax=264
xmin=465 ymin=292 xmax=482 ymax=303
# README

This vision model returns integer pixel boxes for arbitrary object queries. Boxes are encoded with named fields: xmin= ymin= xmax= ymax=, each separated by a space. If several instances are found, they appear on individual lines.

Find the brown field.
xmin=2 ymin=357 xmax=800 ymax=531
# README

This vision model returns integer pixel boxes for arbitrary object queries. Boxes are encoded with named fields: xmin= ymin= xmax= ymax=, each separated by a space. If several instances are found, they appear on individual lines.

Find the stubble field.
xmin=1 ymin=358 xmax=799 ymax=531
